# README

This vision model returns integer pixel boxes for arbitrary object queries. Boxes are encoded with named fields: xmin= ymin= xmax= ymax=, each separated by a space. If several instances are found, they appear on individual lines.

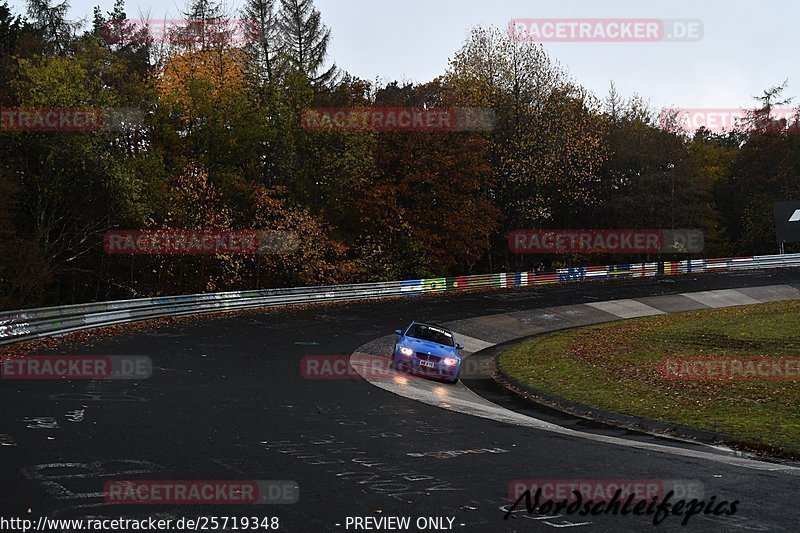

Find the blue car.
xmin=392 ymin=322 xmax=464 ymax=383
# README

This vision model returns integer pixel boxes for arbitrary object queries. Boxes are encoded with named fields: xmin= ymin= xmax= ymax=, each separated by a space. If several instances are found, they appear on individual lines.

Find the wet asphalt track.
xmin=2 ymin=270 xmax=800 ymax=532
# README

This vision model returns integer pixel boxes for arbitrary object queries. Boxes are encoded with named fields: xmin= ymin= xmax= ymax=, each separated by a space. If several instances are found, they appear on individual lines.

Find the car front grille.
xmin=416 ymin=353 xmax=441 ymax=363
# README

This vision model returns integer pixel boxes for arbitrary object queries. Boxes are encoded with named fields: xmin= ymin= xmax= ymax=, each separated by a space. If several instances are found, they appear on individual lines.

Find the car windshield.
xmin=405 ymin=324 xmax=455 ymax=347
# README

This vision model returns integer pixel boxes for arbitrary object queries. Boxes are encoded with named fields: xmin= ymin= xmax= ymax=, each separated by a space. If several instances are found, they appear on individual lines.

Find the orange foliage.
xmin=157 ymin=48 xmax=250 ymax=121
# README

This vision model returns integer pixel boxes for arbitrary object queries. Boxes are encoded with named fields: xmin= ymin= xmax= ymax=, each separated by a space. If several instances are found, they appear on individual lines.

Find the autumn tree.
xmin=716 ymin=84 xmax=800 ymax=254
xmin=0 ymin=2 xmax=25 ymax=102
xmin=349 ymin=80 xmax=499 ymax=277
xmin=687 ymin=129 xmax=739 ymax=256
xmin=250 ymin=185 xmax=357 ymax=286
xmin=90 ymin=0 xmax=151 ymax=74
xmin=2 ymin=0 xmax=798 ymax=309
xmin=25 ymin=0 xmax=78 ymax=53
xmin=602 ymin=99 xmax=708 ymax=223
xmin=5 ymin=38 xmax=162 ymax=303
xmin=241 ymin=0 xmax=281 ymax=83
xmin=157 ymin=44 xmax=264 ymax=182
xmin=277 ymin=0 xmax=337 ymax=86
xmin=168 ymin=0 xmax=232 ymax=52
xmin=446 ymin=26 xmax=607 ymax=270
xmin=0 ymin=165 xmax=54 ymax=307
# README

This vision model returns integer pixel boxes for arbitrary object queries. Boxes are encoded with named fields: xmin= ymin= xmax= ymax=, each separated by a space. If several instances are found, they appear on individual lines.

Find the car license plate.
xmin=419 ymin=360 xmax=436 ymax=369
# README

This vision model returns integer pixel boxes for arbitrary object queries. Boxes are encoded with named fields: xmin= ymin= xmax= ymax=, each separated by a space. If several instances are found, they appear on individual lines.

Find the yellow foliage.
xmin=157 ymin=48 xmax=250 ymax=121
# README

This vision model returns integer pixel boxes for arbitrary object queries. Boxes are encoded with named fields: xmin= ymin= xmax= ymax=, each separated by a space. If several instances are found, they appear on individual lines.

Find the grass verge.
xmin=498 ymin=300 xmax=800 ymax=458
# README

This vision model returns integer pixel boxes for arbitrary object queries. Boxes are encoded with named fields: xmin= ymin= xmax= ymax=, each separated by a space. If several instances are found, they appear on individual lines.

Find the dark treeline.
xmin=1 ymin=0 xmax=799 ymax=309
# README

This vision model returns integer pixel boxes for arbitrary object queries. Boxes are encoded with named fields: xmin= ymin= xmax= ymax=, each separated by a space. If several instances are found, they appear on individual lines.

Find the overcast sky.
xmin=8 ymin=0 xmax=799 ymax=113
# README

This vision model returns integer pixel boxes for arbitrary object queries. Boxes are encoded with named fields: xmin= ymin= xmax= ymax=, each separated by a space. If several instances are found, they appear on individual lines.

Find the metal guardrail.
xmin=2 ymin=253 xmax=799 ymax=346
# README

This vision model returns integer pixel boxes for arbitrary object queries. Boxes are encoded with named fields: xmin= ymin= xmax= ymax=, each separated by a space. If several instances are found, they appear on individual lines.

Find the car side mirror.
xmin=395 ymin=329 xmax=403 ymax=336
xmin=456 ymin=343 xmax=464 ymax=350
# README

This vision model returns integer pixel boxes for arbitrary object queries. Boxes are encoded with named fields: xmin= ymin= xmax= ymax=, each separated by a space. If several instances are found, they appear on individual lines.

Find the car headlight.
xmin=399 ymin=347 xmax=413 ymax=356
xmin=443 ymin=357 xmax=458 ymax=366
